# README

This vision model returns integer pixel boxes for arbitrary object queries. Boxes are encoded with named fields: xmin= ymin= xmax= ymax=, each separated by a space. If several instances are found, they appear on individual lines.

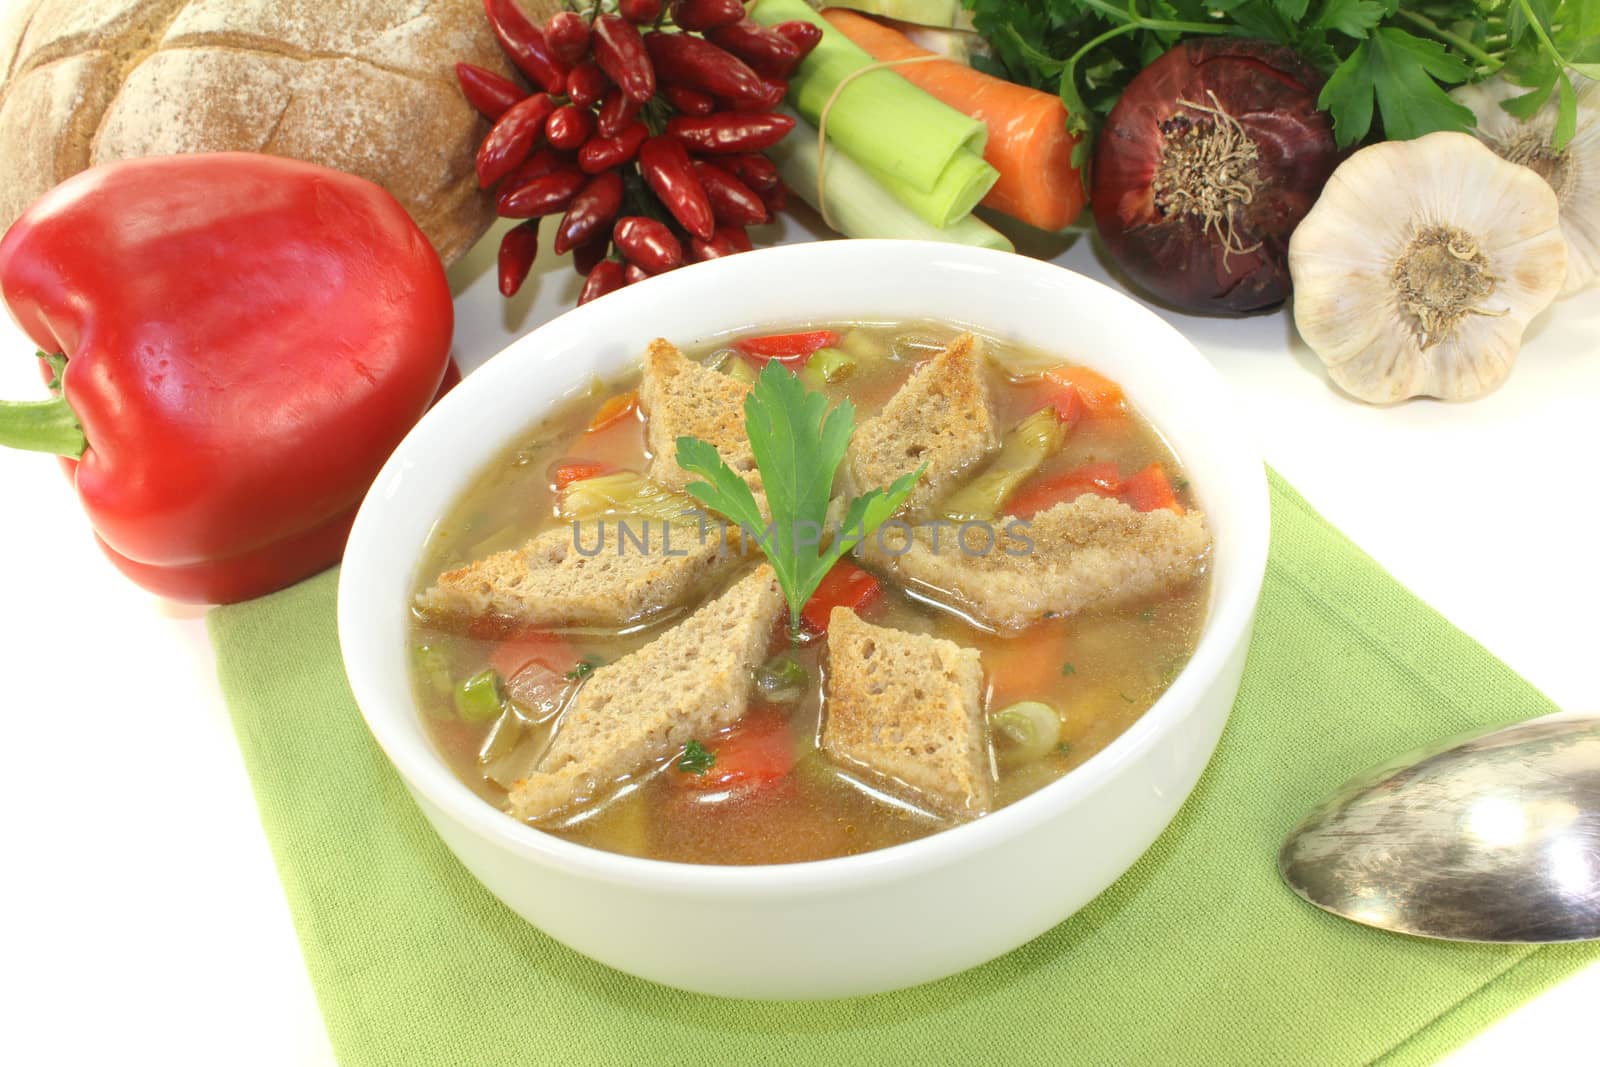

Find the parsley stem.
xmin=1395 ymin=9 xmax=1502 ymax=71
xmin=1516 ymin=0 xmax=1574 ymax=82
xmin=1062 ymin=16 xmax=1225 ymax=111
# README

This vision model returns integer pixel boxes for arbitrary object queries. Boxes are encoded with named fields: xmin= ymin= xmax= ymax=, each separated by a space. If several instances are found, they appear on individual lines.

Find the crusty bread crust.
xmin=416 ymin=520 xmax=736 ymax=630
xmin=869 ymin=494 xmax=1212 ymax=632
xmin=510 ymin=565 xmax=783 ymax=821
xmin=847 ymin=333 xmax=997 ymax=517
xmin=638 ymin=338 xmax=769 ymax=518
xmin=822 ymin=606 xmax=992 ymax=816
xmin=0 ymin=0 xmax=514 ymax=265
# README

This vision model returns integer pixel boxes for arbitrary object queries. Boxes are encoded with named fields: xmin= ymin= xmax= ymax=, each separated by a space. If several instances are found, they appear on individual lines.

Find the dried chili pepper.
xmin=476 ymin=92 xmax=556 ymax=187
xmin=455 ymin=62 xmax=525 ymax=119
xmin=637 ymin=134 xmax=716 ymax=240
xmin=554 ymin=170 xmax=625 ymax=254
xmin=592 ymin=14 xmax=656 ymax=104
xmin=644 ymin=31 xmax=766 ymax=104
xmin=579 ymin=259 xmax=626 ymax=304
xmin=484 ymin=0 xmax=567 ymax=93
xmin=691 ymin=160 xmax=768 ymax=226
xmin=498 ymin=219 xmax=540 ymax=296
xmin=665 ymin=112 xmax=794 ymax=154
xmin=613 ymin=216 xmax=685 ymax=274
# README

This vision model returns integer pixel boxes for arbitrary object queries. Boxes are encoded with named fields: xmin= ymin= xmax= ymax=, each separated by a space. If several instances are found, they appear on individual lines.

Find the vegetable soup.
xmin=409 ymin=320 xmax=1211 ymax=864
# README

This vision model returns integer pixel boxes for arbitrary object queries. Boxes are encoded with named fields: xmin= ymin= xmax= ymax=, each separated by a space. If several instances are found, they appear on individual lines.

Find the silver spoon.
xmin=1279 ymin=711 xmax=1600 ymax=943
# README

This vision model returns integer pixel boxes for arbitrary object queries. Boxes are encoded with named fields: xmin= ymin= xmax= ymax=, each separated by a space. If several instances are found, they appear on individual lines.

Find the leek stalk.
xmin=749 ymin=0 xmax=996 ymax=213
xmin=768 ymin=107 xmax=1012 ymax=251
xmin=822 ymin=0 xmax=976 ymax=30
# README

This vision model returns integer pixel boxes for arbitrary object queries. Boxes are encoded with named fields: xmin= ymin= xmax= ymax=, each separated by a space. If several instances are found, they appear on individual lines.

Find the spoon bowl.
xmin=1279 ymin=712 xmax=1600 ymax=943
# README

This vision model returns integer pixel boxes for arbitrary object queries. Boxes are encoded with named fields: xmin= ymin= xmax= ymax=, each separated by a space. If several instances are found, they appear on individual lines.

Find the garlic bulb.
xmin=1288 ymin=131 xmax=1565 ymax=404
xmin=1453 ymin=74 xmax=1598 ymax=294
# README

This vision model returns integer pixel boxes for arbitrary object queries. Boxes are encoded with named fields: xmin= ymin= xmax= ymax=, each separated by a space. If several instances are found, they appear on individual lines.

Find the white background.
xmin=0 ymin=206 xmax=1595 ymax=1065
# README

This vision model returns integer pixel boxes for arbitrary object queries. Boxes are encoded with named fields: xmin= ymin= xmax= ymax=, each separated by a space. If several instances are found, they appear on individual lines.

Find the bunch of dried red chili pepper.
xmin=457 ymin=0 xmax=819 ymax=302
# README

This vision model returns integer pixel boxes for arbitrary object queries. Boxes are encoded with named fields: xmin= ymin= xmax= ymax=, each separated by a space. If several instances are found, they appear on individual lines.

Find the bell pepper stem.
xmin=0 ymin=352 xmax=87 ymax=457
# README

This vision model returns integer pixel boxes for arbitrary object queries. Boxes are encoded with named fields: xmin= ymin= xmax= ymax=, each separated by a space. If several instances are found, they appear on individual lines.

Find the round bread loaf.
xmin=0 ymin=0 xmax=525 ymax=266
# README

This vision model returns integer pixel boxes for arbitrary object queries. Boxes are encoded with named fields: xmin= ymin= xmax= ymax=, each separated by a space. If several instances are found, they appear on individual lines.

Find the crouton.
xmin=509 ymin=565 xmax=784 ymax=821
xmin=867 ymin=494 xmax=1211 ymax=632
xmin=415 ymin=519 xmax=735 ymax=629
xmin=638 ymin=338 xmax=767 ymax=516
xmin=847 ymin=333 xmax=997 ymax=516
xmin=822 ymin=607 xmax=992 ymax=816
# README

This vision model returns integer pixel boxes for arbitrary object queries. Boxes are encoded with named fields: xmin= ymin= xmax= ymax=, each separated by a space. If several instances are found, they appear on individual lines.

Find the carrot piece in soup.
xmin=490 ymin=629 xmax=577 ymax=680
xmin=585 ymin=388 xmax=639 ymax=433
xmin=983 ymin=618 xmax=1074 ymax=710
xmin=552 ymin=459 xmax=616 ymax=489
xmin=1031 ymin=379 xmax=1085 ymax=427
xmin=1120 ymin=463 xmax=1184 ymax=514
xmin=1043 ymin=366 xmax=1125 ymax=417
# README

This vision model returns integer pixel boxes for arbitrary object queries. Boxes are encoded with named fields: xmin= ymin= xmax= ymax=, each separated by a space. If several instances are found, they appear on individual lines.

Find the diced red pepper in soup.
xmin=1006 ymin=461 xmax=1122 ymax=519
xmin=800 ymin=560 xmax=883 ymax=633
xmin=1120 ymin=463 xmax=1184 ymax=515
xmin=732 ymin=329 xmax=841 ymax=364
xmin=678 ymin=706 xmax=796 ymax=791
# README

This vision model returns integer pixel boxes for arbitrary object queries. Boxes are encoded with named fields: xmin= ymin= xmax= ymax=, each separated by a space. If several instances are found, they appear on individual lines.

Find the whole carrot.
xmin=820 ymin=9 xmax=1086 ymax=231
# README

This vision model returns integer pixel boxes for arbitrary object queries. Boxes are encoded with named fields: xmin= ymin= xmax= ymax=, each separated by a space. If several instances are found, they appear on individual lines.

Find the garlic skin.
xmin=1289 ymin=131 xmax=1565 ymax=404
xmin=1453 ymin=74 xmax=1598 ymax=295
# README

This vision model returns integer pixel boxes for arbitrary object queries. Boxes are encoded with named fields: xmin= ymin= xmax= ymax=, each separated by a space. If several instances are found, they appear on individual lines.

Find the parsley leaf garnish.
xmin=676 ymin=361 xmax=923 ymax=630
xmin=678 ymin=739 xmax=715 ymax=775
xmin=565 ymin=658 xmax=601 ymax=681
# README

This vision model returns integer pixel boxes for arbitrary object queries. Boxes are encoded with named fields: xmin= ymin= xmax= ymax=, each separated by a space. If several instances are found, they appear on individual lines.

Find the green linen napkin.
xmin=210 ymin=471 xmax=1596 ymax=1067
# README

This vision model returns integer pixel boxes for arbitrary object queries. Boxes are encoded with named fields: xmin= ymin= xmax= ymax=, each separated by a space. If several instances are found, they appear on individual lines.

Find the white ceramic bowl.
xmin=338 ymin=240 xmax=1269 ymax=999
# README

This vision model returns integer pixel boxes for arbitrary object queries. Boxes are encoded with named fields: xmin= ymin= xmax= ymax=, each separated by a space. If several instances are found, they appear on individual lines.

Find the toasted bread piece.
xmin=510 ymin=565 xmax=785 ymax=820
xmin=847 ymin=333 xmax=997 ymax=516
xmin=822 ymin=607 xmax=991 ymax=815
xmin=0 ymin=0 xmax=510 ymax=266
xmin=415 ymin=520 xmax=735 ymax=629
xmin=868 ymin=495 xmax=1211 ymax=632
xmin=638 ymin=338 xmax=767 ymax=517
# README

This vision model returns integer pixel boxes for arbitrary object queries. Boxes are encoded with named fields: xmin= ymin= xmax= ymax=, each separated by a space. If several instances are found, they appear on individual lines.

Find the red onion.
xmin=1091 ymin=39 xmax=1340 ymax=315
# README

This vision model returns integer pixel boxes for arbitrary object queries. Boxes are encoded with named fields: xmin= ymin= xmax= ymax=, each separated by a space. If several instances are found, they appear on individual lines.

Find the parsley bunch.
xmin=965 ymin=0 xmax=1599 ymax=156
xmin=675 ymin=361 xmax=923 ymax=632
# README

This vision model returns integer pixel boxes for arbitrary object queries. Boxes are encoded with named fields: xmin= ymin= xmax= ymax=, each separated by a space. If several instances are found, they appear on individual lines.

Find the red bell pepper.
xmin=677 ymin=705 xmax=796 ymax=791
xmin=800 ymin=560 xmax=883 ymax=633
xmin=734 ymin=329 xmax=841 ymax=365
xmin=0 ymin=153 xmax=454 ymax=603
xmin=1007 ymin=461 xmax=1123 ymax=519
xmin=1120 ymin=463 xmax=1184 ymax=515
